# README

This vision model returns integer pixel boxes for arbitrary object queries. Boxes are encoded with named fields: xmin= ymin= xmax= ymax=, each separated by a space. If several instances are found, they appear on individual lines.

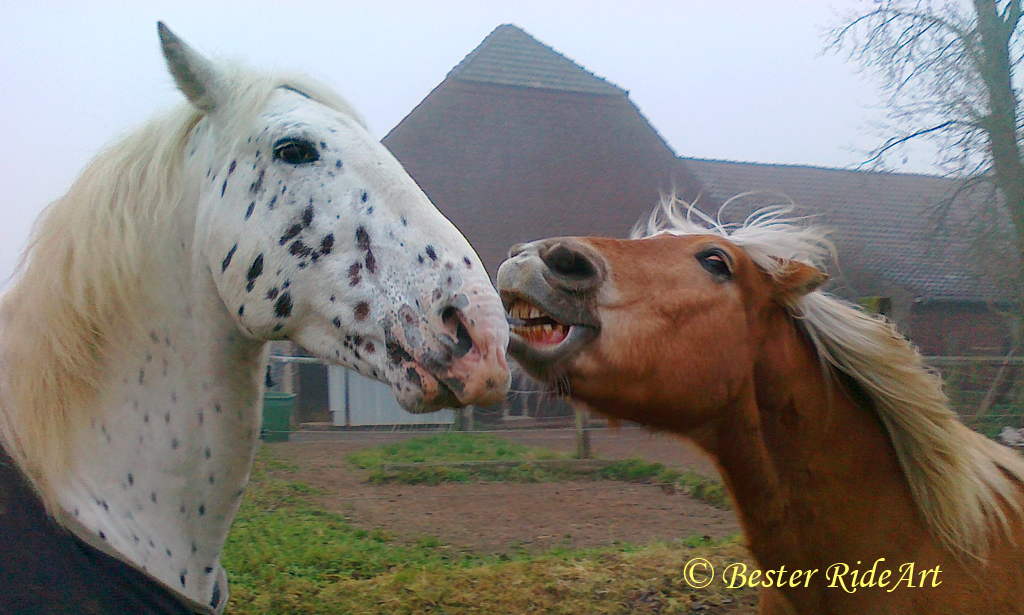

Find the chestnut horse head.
xmin=499 ymin=204 xmax=830 ymax=431
xmin=498 ymin=200 xmax=1024 ymax=613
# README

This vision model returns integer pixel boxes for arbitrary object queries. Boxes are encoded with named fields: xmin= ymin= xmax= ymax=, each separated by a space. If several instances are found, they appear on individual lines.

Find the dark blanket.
xmin=0 ymin=444 xmax=208 ymax=615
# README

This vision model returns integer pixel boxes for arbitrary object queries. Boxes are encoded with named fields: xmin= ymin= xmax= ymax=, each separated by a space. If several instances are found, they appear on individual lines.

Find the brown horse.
xmin=496 ymin=202 xmax=1024 ymax=614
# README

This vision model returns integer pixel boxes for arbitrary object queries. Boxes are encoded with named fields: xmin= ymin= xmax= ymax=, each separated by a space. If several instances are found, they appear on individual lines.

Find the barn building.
xmin=287 ymin=23 xmax=1018 ymax=426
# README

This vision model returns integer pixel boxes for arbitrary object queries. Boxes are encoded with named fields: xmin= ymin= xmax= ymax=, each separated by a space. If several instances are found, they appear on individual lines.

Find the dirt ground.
xmin=270 ymin=427 xmax=741 ymax=554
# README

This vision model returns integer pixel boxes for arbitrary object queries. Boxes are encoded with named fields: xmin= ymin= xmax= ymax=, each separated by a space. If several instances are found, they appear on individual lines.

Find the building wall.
xmin=328 ymin=367 xmax=455 ymax=427
xmin=907 ymin=302 xmax=1013 ymax=356
xmin=385 ymin=80 xmax=702 ymax=278
xmin=296 ymin=363 xmax=331 ymax=424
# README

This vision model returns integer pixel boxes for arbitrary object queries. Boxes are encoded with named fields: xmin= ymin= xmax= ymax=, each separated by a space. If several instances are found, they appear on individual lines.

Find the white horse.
xmin=0 ymin=24 xmax=509 ymax=613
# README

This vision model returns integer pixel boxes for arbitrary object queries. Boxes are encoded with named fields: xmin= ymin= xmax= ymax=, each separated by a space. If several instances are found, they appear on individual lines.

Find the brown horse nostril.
xmin=541 ymin=244 xmax=598 ymax=280
xmin=508 ymin=243 xmax=527 ymax=259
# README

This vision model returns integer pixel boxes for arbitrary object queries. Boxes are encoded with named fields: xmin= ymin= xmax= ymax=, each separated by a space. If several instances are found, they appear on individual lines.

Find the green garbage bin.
xmin=261 ymin=392 xmax=295 ymax=442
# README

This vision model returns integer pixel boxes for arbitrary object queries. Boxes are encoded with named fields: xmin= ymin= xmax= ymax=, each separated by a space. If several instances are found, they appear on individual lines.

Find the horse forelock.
xmin=0 ymin=59 xmax=364 ymax=505
xmin=637 ymin=195 xmax=1024 ymax=557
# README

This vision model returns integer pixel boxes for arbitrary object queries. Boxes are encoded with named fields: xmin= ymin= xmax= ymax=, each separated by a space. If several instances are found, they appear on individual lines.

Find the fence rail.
xmin=267 ymin=354 xmax=1023 ymax=434
xmin=269 ymin=355 xmax=324 ymax=364
xmin=922 ymin=356 xmax=1024 ymax=366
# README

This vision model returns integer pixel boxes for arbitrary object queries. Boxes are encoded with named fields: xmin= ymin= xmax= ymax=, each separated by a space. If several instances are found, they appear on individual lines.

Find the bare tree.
xmin=830 ymin=1 xmax=1023 ymax=312
xmin=830 ymin=1 xmax=1024 ymax=417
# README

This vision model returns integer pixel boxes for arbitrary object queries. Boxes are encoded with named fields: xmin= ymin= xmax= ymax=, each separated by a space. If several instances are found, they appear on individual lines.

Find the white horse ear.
xmin=158 ymin=22 xmax=221 ymax=113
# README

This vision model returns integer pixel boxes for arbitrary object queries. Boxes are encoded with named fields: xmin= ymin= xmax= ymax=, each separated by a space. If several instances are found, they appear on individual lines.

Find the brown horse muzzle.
xmin=496 ymin=238 xmax=605 ymax=381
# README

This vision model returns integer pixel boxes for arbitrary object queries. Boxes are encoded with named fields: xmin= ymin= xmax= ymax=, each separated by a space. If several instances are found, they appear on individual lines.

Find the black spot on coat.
xmin=355 ymin=226 xmax=370 ymax=251
xmin=279 ymin=223 xmax=302 ymax=245
xmin=289 ymin=240 xmax=312 ymax=258
xmin=387 ymin=340 xmax=413 ymax=365
xmin=250 ymin=168 xmax=265 ymax=194
xmin=406 ymin=367 xmax=422 ymax=388
xmin=221 ymin=244 xmax=237 ymax=273
xmin=246 ymin=255 xmax=264 ymax=291
xmin=274 ymin=293 xmax=293 ymax=318
xmin=320 ymin=234 xmax=334 ymax=255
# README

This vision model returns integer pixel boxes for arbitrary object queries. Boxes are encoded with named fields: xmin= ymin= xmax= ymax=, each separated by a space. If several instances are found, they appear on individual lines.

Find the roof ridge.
xmin=680 ymin=156 xmax=957 ymax=181
xmin=447 ymin=24 xmax=626 ymax=96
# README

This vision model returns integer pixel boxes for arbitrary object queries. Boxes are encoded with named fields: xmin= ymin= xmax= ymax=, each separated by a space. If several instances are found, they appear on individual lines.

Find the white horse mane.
xmin=635 ymin=196 xmax=1024 ymax=557
xmin=0 ymin=59 xmax=365 ymax=500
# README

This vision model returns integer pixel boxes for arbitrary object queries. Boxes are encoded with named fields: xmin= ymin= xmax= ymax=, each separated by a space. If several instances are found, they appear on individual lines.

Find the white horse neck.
xmin=45 ymin=215 xmax=266 ymax=609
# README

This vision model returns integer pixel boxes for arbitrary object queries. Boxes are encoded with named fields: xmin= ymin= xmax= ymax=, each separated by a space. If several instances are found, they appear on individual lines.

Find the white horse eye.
xmin=273 ymin=138 xmax=319 ymax=165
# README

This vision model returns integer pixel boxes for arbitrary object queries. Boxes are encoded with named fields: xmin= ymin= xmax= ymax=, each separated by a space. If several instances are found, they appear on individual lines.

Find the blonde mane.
xmin=0 ymin=59 xmax=365 ymax=501
xmin=635 ymin=197 xmax=1024 ymax=557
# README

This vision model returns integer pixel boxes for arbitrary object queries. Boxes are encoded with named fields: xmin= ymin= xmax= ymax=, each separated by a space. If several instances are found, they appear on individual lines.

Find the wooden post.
xmin=282 ymin=343 xmax=296 ymax=395
xmin=573 ymin=402 xmax=591 ymax=459
xmin=974 ymin=342 xmax=1020 ymax=419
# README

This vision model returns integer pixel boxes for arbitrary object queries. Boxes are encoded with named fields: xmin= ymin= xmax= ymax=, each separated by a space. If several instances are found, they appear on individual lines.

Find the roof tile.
xmin=681 ymin=158 xmax=1018 ymax=304
xmin=448 ymin=24 xmax=625 ymax=96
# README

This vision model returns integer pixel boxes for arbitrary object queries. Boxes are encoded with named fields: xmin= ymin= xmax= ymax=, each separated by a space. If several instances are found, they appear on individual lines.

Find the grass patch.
xmin=348 ymin=435 xmax=731 ymax=508
xmin=348 ymin=432 xmax=563 ymax=469
xmin=599 ymin=458 xmax=732 ymax=509
xmin=223 ymin=446 xmax=753 ymax=614
xmin=222 ymin=447 xmax=488 ymax=612
xmin=968 ymin=403 xmax=1024 ymax=439
xmin=349 ymin=432 xmax=565 ymax=484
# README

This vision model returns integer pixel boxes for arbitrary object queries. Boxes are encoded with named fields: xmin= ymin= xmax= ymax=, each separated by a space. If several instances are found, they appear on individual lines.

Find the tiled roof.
xmin=447 ymin=24 xmax=625 ymax=96
xmin=385 ymin=81 xmax=694 ymax=279
xmin=680 ymin=158 xmax=1018 ymax=304
xmin=389 ymin=22 xmax=1017 ymax=308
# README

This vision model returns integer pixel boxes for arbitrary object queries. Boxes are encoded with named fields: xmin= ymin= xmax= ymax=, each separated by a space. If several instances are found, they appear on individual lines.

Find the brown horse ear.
xmin=772 ymin=260 xmax=827 ymax=304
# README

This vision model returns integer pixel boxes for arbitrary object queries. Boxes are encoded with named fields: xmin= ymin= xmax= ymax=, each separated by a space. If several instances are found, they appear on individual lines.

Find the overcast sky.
xmin=1 ymin=1 xmax=934 ymax=287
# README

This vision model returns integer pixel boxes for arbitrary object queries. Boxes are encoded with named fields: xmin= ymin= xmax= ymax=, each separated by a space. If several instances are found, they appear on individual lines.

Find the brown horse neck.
xmin=701 ymin=311 xmax=923 ymax=570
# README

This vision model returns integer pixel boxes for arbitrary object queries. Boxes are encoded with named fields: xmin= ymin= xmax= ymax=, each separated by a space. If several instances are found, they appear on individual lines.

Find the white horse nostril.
xmin=440 ymin=307 xmax=474 ymax=359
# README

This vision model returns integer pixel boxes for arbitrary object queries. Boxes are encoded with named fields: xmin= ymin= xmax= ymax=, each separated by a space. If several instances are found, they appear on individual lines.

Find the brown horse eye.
xmin=696 ymin=249 xmax=732 ymax=280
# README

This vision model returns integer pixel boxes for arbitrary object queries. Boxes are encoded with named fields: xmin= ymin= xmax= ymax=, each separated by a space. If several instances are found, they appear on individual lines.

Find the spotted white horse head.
xmin=0 ymin=24 xmax=509 ymax=613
